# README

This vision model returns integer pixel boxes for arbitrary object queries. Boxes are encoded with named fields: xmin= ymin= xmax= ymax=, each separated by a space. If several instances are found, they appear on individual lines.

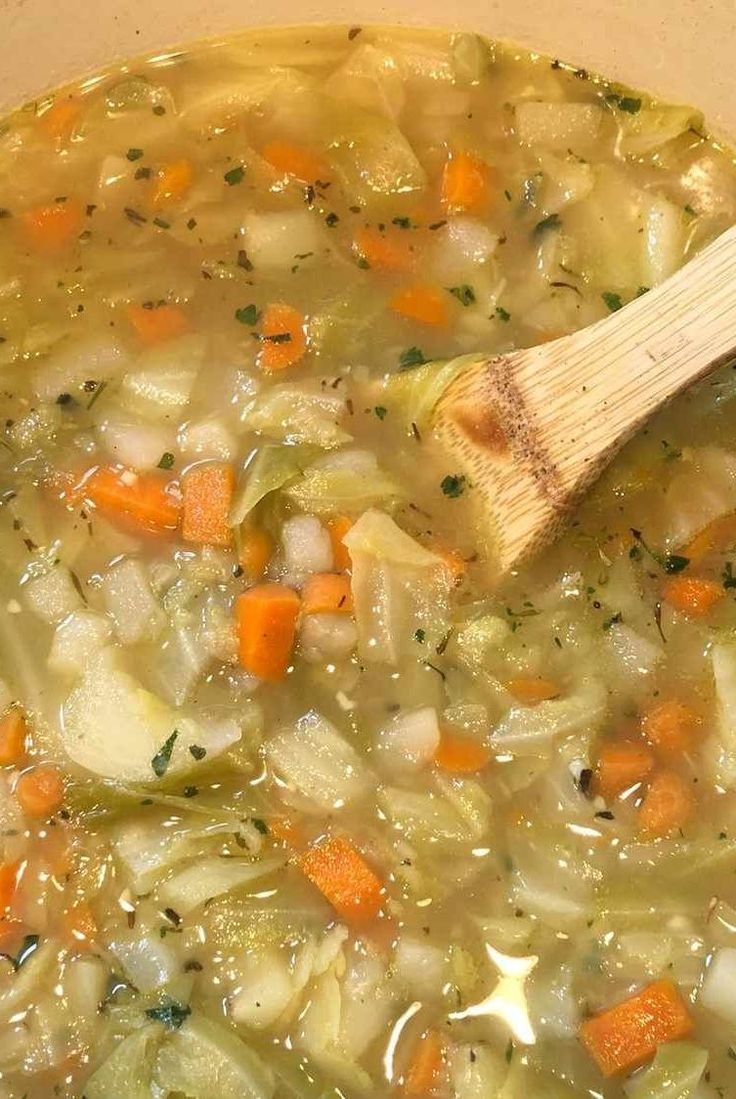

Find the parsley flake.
xmin=399 ymin=346 xmax=427 ymax=371
xmin=448 ymin=284 xmax=476 ymax=307
xmin=235 ymin=304 xmax=259 ymax=326
xmin=496 ymin=306 xmax=511 ymax=322
xmin=151 ymin=730 xmax=178 ymax=778
xmin=157 ymin=452 xmax=174 ymax=470
xmin=126 ymin=147 xmax=144 ymax=161
xmin=533 ymin=213 xmax=561 ymax=237
xmin=145 ymin=998 xmax=191 ymax=1029
xmin=441 ymin=474 xmax=467 ymax=498
xmin=374 ymin=406 xmax=388 ymax=420
xmin=224 ymin=165 xmax=245 ymax=186
xmin=189 ymin=744 xmax=207 ymax=761
xmin=602 ymin=291 xmax=623 ymax=312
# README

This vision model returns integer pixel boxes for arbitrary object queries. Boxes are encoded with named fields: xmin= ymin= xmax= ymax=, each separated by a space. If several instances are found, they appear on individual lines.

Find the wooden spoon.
xmin=434 ymin=224 xmax=736 ymax=573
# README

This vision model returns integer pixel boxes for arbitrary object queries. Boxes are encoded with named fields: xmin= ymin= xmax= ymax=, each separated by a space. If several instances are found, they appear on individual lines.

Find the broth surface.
xmin=0 ymin=23 xmax=736 ymax=1099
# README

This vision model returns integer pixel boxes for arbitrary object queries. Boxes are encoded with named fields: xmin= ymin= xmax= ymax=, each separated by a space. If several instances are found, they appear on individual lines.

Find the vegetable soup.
xmin=1 ymin=22 xmax=736 ymax=1099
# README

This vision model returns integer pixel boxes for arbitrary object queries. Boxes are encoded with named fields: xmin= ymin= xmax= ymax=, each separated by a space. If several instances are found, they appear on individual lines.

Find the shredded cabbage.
xmin=155 ymin=1015 xmax=275 ymax=1099
xmin=229 ymin=444 xmax=316 ymax=527
xmin=379 ymin=354 xmax=476 ymax=431
xmin=246 ymin=383 xmax=351 ymax=448
xmin=284 ymin=460 xmax=403 ymax=517
xmin=157 ymin=855 xmax=284 ymax=916
xmin=83 ymin=1023 xmax=162 ymax=1099
xmin=266 ymin=709 xmax=375 ymax=811
xmin=624 ymin=1041 xmax=708 ymax=1099
xmin=490 ymin=679 xmax=607 ymax=758
xmin=344 ymin=509 xmax=454 ymax=663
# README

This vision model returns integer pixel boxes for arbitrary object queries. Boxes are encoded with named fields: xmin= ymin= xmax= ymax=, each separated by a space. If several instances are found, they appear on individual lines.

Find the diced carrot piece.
xmin=21 ymin=200 xmax=84 ymax=254
xmin=63 ymin=903 xmax=97 ymax=949
xmin=0 ymin=861 xmax=19 ymax=916
xmin=579 ymin=979 xmax=693 ymax=1077
xmin=0 ymin=917 xmax=24 ymax=953
xmin=126 ymin=303 xmax=190 ymax=346
xmin=239 ymin=526 xmax=273 ymax=579
xmin=299 ymin=835 xmax=383 ymax=923
xmin=236 ymin=582 xmax=301 ymax=682
xmin=269 ymin=815 xmax=306 ymax=847
xmin=390 ymin=283 xmax=449 ymax=327
xmin=434 ymin=731 xmax=490 ymax=773
xmin=507 ymin=676 xmax=561 ymax=704
xmin=261 ymin=140 xmax=329 ymax=183
xmin=257 ymin=303 xmax=307 ymax=372
xmin=182 ymin=462 xmax=235 ymax=547
xmin=404 ymin=1031 xmax=446 ymax=1096
xmin=661 ymin=575 xmax=724 ymax=618
xmin=0 ymin=708 xmax=27 ymax=766
xmin=15 ymin=765 xmax=65 ymax=819
xmin=152 ymin=158 xmax=194 ymax=206
xmin=328 ymin=516 xmax=353 ymax=571
xmin=683 ymin=511 xmax=736 ymax=565
xmin=441 ymin=151 xmax=493 ymax=213
xmin=593 ymin=741 xmax=655 ymax=800
xmin=38 ymin=97 xmax=81 ymax=141
xmin=638 ymin=769 xmax=695 ymax=837
xmin=642 ymin=699 xmax=702 ymax=757
xmin=77 ymin=466 xmax=181 ymax=535
xmin=353 ymin=226 xmax=416 ymax=273
xmin=301 ymin=573 xmax=353 ymax=615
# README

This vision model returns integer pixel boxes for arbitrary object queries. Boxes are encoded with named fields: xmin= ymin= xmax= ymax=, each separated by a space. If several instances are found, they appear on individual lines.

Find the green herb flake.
xmin=663 ymin=553 xmax=690 ymax=575
xmin=618 ymin=96 xmax=642 ymax=114
xmin=151 ymin=730 xmax=178 ymax=778
xmin=684 ymin=203 xmax=697 ymax=218
xmin=126 ymin=147 xmax=144 ymax=161
xmin=187 ymin=217 xmax=197 ymax=231
xmin=602 ymin=291 xmax=623 ymax=312
xmin=661 ymin=440 xmax=682 ymax=462
xmin=374 ymin=406 xmax=388 ymax=420
xmin=723 ymin=563 xmax=736 ymax=590
xmin=441 ymin=474 xmax=467 ymax=498
xmin=414 ymin=628 xmax=426 ymax=643
xmin=448 ymin=284 xmax=476 ymax=307
xmin=224 ymin=165 xmax=245 ymax=186
xmin=152 ymin=216 xmax=170 ymax=230
xmin=86 ymin=380 xmax=107 ymax=410
xmin=152 ymin=104 xmax=167 ymax=116
xmin=189 ymin=744 xmax=207 ymax=761
xmin=0 ymin=933 xmax=40 ymax=971
xmin=399 ymin=346 xmax=427 ymax=371
xmin=533 ymin=212 xmax=561 ymax=237
xmin=134 ymin=166 xmax=152 ymax=180
xmin=144 ymin=998 xmax=191 ymax=1030
xmin=157 ymin=452 xmax=175 ymax=470
xmin=391 ymin=216 xmax=412 ymax=229
xmin=505 ymin=1040 xmax=514 ymax=1064
xmin=602 ymin=612 xmax=623 ymax=631
xmin=252 ymin=818 xmax=269 ymax=835
xmin=504 ymin=189 xmax=512 ymax=202
xmin=325 ymin=212 xmax=339 ymax=227
xmin=235 ymin=304 xmax=259 ymax=326
xmin=496 ymin=306 xmax=511 ymax=322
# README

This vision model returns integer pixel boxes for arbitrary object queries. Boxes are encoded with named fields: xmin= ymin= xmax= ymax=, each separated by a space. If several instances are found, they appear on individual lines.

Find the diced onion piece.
xmin=299 ymin=613 xmax=357 ymax=662
xmin=178 ymin=417 xmax=237 ymax=461
xmin=100 ymin=558 xmax=165 ymax=644
xmin=699 ymin=947 xmax=736 ymax=1024
xmin=490 ymin=679 xmax=607 ymax=758
xmin=109 ymin=933 xmax=179 ymax=993
xmin=48 ymin=610 xmax=112 ymax=676
xmin=83 ymin=1024 xmax=161 ymax=1099
xmin=394 ymin=935 xmax=446 ymax=998
xmin=33 ymin=333 xmax=129 ymax=402
xmin=23 ymin=565 xmax=82 ymax=624
xmin=515 ymin=101 xmax=602 ymax=151
xmin=97 ymin=418 xmax=174 ymax=470
xmin=154 ymin=1015 xmax=275 ymax=1099
xmin=449 ymin=1044 xmax=507 ymax=1099
xmin=624 ymin=1040 xmax=708 ymax=1099
xmin=377 ymin=706 xmax=440 ymax=772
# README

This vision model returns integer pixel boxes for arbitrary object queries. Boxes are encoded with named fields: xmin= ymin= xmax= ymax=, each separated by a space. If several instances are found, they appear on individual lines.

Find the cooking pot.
xmin=0 ymin=0 xmax=734 ymax=140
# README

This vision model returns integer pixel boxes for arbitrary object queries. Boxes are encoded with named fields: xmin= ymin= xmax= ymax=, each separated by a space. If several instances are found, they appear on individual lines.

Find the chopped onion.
xmin=241 ymin=210 xmax=324 ymax=270
xmin=515 ymin=101 xmax=602 ymax=152
xmin=299 ymin=613 xmax=357 ymax=662
xmin=33 ymin=333 xmax=129 ymax=402
xmin=376 ymin=706 xmax=440 ymax=772
xmin=23 ymin=565 xmax=82 ymax=624
xmin=109 ymin=933 xmax=179 ymax=992
xmin=178 ymin=416 xmax=237 ymax=461
xmin=101 ymin=558 xmax=165 ymax=645
xmin=231 ymin=947 xmax=295 ymax=1029
xmin=393 ymin=935 xmax=446 ymax=998
xmin=266 ymin=709 xmax=375 ymax=811
xmin=97 ymin=417 xmax=174 ymax=470
xmin=699 ymin=947 xmax=736 ymax=1024
xmin=48 ymin=610 xmax=112 ymax=677
xmin=157 ymin=855 xmax=284 ymax=917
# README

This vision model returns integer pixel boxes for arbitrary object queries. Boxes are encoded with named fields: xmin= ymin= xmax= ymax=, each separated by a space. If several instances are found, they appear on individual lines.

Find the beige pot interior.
xmin=0 ymin=0 xmax=735 ymax=140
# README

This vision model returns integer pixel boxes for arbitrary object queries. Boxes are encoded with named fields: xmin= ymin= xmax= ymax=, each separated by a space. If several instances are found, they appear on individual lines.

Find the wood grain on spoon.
xmin=434 ymin=224 xmax=736 ymax=573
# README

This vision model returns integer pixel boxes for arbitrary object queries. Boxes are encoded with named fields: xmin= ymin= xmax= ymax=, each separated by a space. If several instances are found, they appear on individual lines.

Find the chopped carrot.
xmin=0 ymin=918 xmax=24 ymax=953
xmin=507 ymin=676 xmax=561 ymax=704
xmin=152 ymin=158 xmax=194 ymax=206
xmin=579 ymin=979 xmax=693 ymax=1077
xmin=593 ymin=741 xmax=655 ymax=801
xmin=239 ymin=526 xmax=273 ymax=579
xmin=661 ymin=575 xmax=724 ymax=618
xmin=63 ymin=903 xmax=97 ymax=949
xmin=434 ymin=730 xmax=490 ymax=773
xmin=301 ymin=573 xmax=353 ymax=616
xmin=638 ymin=769 xmax=695 ymax=837
xmin=441 ymin=151 xmax=493 ymax=213
xmin=182 ymin=462 xmax=235 ymax=547
xmin=236 ymin=583 xmax=301 ymax=682
xmin=328 ymin=516 xmax=353 ymax=571
xmin=126 ymin=303 xmax=190 ymax=346
xmin=261 ymin=140 xmax=329 ymax=183
xmin=76 ymin=466 xmax=181 ymax=535
xmin=642 ymin=699 xmax=702 ymax=757
xmin=15 ymin=765 xmax=65 ymax=819
xmin=299 ymin=835 xmax=383 ymax=923
xmin=437 ymin=546 xmax=467 ymax=586
xmin=38 ymin=97 xmax=81 ymax=141
xmin=390 ymin=283 xmax=449 ymax=327
xmin=353 ymin=226 xmax=416 ymax=273
xmin=0 ymin=861 xmax=19 ymax=917
xmin=257 ymin=303 xmax=307 ymax=372
xmin=0 ymin=708 xmax=27 ymax=767
xmin=21 ymin=200 xmax=84 ymax=254
xmin=683 ymin=511 xmax=736 ymax=565
xmin=404 ymin=1030 xmax=446 ymax=1096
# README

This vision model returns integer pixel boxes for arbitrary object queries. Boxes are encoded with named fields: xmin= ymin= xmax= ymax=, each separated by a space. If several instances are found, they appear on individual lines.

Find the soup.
xmin=1 ymin=22 xmax=736 ymax=1099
